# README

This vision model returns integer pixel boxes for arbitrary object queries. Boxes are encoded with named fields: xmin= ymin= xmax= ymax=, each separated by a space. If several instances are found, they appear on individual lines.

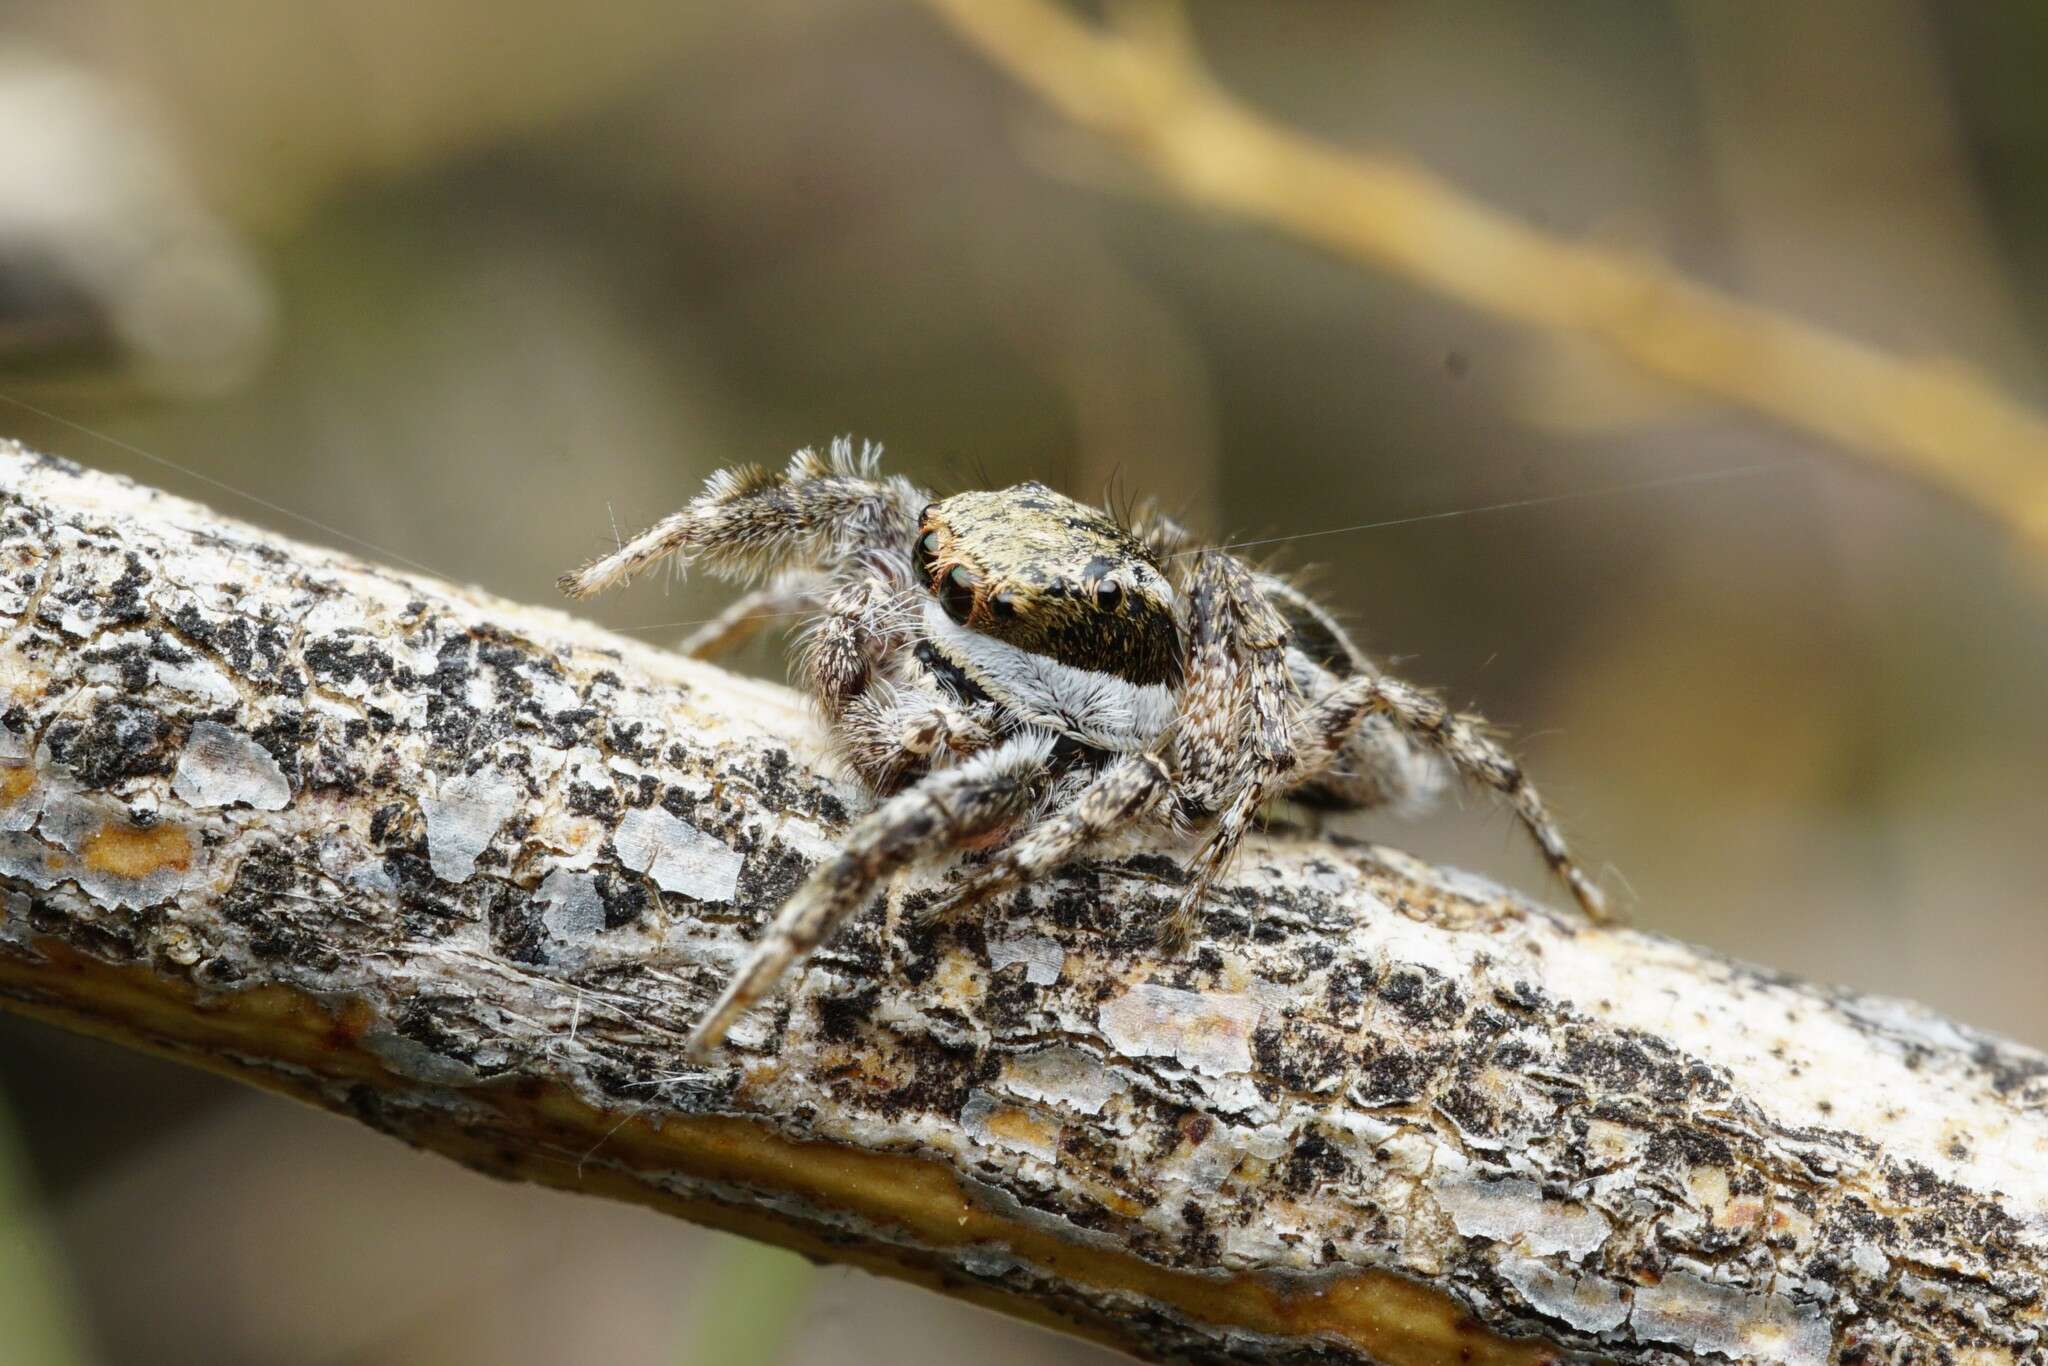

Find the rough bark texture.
xmin=1 ymin=442 xmax=2044 ymax=1365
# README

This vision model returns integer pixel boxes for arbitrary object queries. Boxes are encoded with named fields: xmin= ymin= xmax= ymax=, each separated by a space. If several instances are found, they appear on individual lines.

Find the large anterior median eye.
xmin=940 ymin=566 xmax=977 ymax=624
xmin=912 ymin=528 xmax=940 ymax=584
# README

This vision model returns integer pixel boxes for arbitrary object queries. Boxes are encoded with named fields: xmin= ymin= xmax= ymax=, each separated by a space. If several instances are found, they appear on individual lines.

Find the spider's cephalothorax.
xmin=560 ymin=440 xmax=1613 ymax=1055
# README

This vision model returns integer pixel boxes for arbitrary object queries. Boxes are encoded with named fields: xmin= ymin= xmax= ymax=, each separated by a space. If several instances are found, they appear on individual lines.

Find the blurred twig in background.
xmin=918 ymin=0 xmax=2048 ymax=558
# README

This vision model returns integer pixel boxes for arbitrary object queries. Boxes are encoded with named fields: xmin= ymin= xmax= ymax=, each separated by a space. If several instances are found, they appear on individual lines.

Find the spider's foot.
xmin=1154 ymin=896 xmax=1203 ymax=956
xmin=911 ymin=872 xmax=1006 ymax=931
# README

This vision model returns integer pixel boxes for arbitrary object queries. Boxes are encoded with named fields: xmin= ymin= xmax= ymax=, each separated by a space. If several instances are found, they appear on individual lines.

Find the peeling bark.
xmin=2 ymin=442 xmax=2045 ymax=1365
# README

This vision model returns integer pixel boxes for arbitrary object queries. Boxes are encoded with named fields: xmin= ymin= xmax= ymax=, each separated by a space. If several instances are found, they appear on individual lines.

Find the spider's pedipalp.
xmin=684 ymin=732 xmax=1059 ymax=1057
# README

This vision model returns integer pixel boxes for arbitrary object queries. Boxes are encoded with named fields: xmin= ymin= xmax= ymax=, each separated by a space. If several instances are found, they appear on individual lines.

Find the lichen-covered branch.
xmin=916 ymin=0 xmax=2048 ymax=561
xmin=1 ymin=443 xmax=2044 ymax=1365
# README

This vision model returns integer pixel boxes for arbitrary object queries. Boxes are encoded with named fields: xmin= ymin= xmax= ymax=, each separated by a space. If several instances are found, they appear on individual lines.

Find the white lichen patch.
xmin=151 ymin=654 xmax=240 ymax=706
xmin=1498 ymin=1250 xmax=1631 ymax=1334
xmin=1098 ymin=982 xmax=1260 ymax=1077
xmin=0 ymin=831 xmax=63 ymax=892
xmin=999 ymin=1045 xmax=1119 ymax=1115
xmin=537 ymin=868 xmax=605 ymax=950
xmin=613 ymin=806 xmax=742 ymax=903
xmin=172 ymin=720 xmax=290 ymax=811
xmin=420 ymin=769 xmax=525 ymax=882
xmin=989 ymin=932 xmax=1064 ymax=986
xmin=362 ymin=1029 xmax=483 ymax=1087
xmin=1433 ymin=1173 xmax=1610 ymax=1259
xmin=769 ymin=815 xmax=840 ymax=864
xmin=1582 ymin=1117 xmax=1649 ymax=1171
xmin=1631 ymin=1269 xmax=1831 ymax=1366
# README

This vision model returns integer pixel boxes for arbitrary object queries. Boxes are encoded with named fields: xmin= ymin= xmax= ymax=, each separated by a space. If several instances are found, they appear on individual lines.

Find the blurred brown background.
xmin=3 ymin=2 xmax=2047 ymax=1362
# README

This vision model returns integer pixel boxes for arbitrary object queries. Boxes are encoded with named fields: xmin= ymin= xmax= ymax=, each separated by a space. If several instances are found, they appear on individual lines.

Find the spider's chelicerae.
xmin=560 ymin=440 xmax=1612 ymax=1055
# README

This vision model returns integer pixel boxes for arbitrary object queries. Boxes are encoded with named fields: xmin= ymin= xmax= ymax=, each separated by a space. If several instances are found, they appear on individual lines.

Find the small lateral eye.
xmin=912 ymin=529 xmax=941 ymax=582
xmin=940 ymin=566 xmax=977 ymax=624
xmin=1094 ymin=578 xmax=1124 ymax=611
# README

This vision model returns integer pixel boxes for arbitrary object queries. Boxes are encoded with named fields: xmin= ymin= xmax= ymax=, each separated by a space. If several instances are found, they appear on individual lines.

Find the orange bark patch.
xmin=0 ymin=765 xmax=32 ymax=807
xmin=80 ymin=822 xmax=191 ymax=878
xmin=982 ymin=1103 xmax=1061 ymax=1154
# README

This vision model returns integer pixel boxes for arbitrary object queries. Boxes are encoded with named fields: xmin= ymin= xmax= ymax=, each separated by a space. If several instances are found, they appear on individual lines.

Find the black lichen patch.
xmin=1280 ymin=1127 xmax=1351 ymax=1195
xmin=105 ymin=552 xmax=151 ymax=625
xmin=44 ymin=697 xmax=175 ymax=787
xmin=735 ymin=746 xmax=850 ymax=826
xmin=895 ymin=900 xmax=953 ymax=989
xmin=525 ymin=703 xmax=598 ymax=750
xmin=80 ymin=628 xmax=191 ymax=693
xmin=593 ymin=869 xmax=649 ymax=930
xmin=305 ymin=633 xmax=396 ymax=690
xmin=489 ymin=883 xmax=549 ymax=966
xmin=380 ymin=844 xmax=475 ymax=941
xmin=1493 ymin=979 xmax=1556 ymax=1015
xmin=1251 ymin=1020 xmax=1350 ymax=1097
xmin=1563 ymin=1028 xmax=1722 ymax=1106
xmin=982 ymin=967 xmax=1042 ymax=1035
xmin=392 ymin=996 xmax=492 ymax=1074
xmin=1972 ymin=1040 xmax=2048 ymax=1099
xmin=1378 ymin=966 xmax=1467 ymax=1029
xmin=734 ymin=839 xmax=813 ymax=919
xmin=249 ymin=710 xmax=306 ymax=785
xmin=1323 ymin=959 xmax=1378 ymax=1018
xmin=814 ymin=985 xmax=883 ymax=1043
xmin=870 ymin=1035 xmax=986 ymax=1122
xmin=1177 ymin=1201 xmax=1222 ymax=1263
xmin=565 ymin=779 xmax=620 ymax=820
xmin=369 ymin=801 xmax=411 ymax=847
xmin=1642 ymin=1123 xmax=1735 ymax=1172
xmin=165 ymin=605 xmax=301 ymax=693
xmin=218 ymin=846 xmax=342 ymax=970
xmin=604 ymin=718 xmax=658 ymax=764
xmin=1434 ymin=1080 xmax=1520 ymax=1147
xmin=1352 ymin=1041 xmax=1452 ymax=1108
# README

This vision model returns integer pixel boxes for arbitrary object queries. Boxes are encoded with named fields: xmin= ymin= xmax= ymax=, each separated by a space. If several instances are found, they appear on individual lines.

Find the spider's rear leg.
xmin=916 ymin=753 xmax=1173 ymax=927
xmin=679 ymin=575 xmax=822 ymax=660
xmin=685 ymin=733 xmax=1058 ymax=1056
xmin=558 ymin=438 xmax=924 ymax=599
xmin=1298 ymin=673 xmax=1614 ymax=923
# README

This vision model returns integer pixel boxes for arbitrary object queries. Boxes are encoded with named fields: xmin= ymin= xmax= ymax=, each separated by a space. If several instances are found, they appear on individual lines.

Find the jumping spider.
xmin=560 ymin=439 xmax=1611 ymax=1055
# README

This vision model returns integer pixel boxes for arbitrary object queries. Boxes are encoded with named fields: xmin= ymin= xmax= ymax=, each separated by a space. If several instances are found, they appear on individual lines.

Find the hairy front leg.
xmin=920 ymin=752 xmax=1173 ymax=924
xmin=1165 ymin=551 xmax=1297 ymax=949
xmin=559 ymin=438 xmax=926 ymax=599
xmin=686 ymin=732 xmax=1057 ymax=1056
